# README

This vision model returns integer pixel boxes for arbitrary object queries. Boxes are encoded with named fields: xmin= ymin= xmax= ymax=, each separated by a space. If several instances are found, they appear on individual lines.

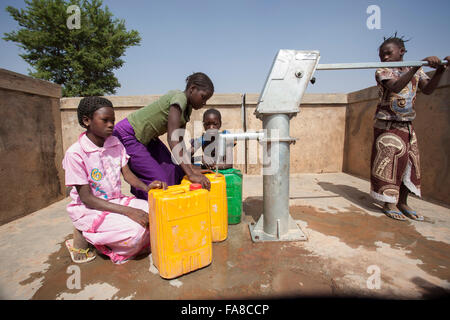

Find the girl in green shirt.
xmin=113 ymin=72 xmax=214 ymax=200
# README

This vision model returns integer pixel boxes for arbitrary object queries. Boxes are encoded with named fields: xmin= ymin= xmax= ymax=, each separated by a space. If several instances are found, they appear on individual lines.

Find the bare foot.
xmin=72 ymin=228 xmax=95 ymax=261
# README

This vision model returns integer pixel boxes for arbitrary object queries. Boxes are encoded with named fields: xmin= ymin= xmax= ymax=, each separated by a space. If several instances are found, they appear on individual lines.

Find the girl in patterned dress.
xmin=371 ymin=34 xmax=449 ymax=221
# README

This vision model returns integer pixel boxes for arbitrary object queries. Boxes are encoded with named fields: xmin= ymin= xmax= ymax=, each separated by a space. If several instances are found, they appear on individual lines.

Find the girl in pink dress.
xmin=63 ymin=97 xmax=166 ymax=264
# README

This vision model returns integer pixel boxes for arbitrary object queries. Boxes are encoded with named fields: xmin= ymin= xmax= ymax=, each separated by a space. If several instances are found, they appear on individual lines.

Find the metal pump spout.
xmin=217 ymin=131 xmax=264 ymax=160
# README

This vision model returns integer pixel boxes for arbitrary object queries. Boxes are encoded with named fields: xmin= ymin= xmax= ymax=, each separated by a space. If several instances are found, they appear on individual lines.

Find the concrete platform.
xmin=0 ymin=173 xmax=449 ymax=300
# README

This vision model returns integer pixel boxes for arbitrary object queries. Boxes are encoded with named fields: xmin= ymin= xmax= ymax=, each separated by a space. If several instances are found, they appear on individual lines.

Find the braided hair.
xmin=379 ymin=32 xmax=410 ymax=53
xmin=77 ymin=96 xmax=113 ymax=128
xmin=185 ymin=72 xmax=214 ymax=93
xmin=203 ymin=108 xmax=222 ymax=123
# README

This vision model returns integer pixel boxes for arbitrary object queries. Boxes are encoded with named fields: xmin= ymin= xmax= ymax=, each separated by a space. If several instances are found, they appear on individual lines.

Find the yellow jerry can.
xmin=181 ymin=173 xmax=228 ymax=242
xmin=148 ymin=184 xmax=212 ymax=279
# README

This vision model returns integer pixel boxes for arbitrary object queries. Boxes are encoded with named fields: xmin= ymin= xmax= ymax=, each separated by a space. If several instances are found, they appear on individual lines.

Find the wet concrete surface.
xmin=289 ymin=204 xmax=450 ymax=281
xmin=1 ymin=173 xmax=449 ymax=300
xmin=28 ymin=213 xmax=335 ymax=300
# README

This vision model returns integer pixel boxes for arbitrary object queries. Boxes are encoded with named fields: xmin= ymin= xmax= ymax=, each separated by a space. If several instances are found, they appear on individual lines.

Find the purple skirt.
xmin=113 ymin=118 xmax=184 ymax=200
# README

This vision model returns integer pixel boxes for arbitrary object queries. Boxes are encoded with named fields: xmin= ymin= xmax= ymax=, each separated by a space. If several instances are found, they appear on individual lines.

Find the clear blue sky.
xmin=1 ymin=0 xmax=449 ymax=95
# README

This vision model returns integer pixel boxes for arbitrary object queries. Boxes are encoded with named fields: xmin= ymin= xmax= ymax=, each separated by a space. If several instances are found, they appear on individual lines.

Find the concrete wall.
xmin=0 ymin=69 xmax=65 ymax=225
xmin=60 ymin=93 xmax=348 ymax=176
xmin=243 ymin=94 xmax=347 ymax=175
xmin=344 ymin=70 xmax=450 ymax=205
xmin=2 ymin=66 xmax=448 ymax=226
xmin=62 ymin=81 xmax=449 ymax=205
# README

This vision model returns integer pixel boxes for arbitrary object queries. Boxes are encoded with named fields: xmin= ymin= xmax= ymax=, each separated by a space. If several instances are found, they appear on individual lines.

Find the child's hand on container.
xmin=188 ymin=172 xmax=211 ymax=191
xmin=192 ymin=165 xmax=214 ymax=174
xmin=148 ymin=180 xmax=167 ymax=190
xmin=126 ymin=208 xmax=149 ymax=228
xmin=202 ymin=155 xmax=216 ymax=170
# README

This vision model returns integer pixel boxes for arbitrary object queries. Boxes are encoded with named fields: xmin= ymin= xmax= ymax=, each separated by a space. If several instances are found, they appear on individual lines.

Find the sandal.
xmin=400 ymin=210 xmax=424 ymax=221
xmin=65 ymin=239 xmax=96 ymax=264
xmin=382 ymin=209 xmax=407 ymax=221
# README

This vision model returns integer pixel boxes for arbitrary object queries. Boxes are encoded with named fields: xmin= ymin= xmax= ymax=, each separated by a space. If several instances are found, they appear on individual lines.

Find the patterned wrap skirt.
xmin=370 ymin=119 xmax=421 ymax=203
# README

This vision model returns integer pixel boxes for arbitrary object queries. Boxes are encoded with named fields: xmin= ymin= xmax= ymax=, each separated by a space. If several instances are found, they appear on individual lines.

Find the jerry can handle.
xmin=168 ymin=189 xmax=187 ymax=195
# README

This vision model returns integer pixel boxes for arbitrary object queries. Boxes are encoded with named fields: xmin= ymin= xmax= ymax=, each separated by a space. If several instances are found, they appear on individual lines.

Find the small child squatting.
xmin=191 ymin=108 xmax=235 ymax=171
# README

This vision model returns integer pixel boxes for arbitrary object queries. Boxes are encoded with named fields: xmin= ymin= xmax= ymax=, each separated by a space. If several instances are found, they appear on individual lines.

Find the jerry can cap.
xmin=189 ymin=183 xmax=202 ymax=191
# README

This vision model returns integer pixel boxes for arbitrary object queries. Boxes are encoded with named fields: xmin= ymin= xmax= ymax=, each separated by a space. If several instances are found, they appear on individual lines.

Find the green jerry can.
xmin=218 ymin=168 xmax=243 ymax=224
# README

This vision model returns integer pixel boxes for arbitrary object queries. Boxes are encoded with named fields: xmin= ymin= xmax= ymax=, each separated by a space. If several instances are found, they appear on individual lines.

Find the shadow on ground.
xmin=317 ymin=181 xmax=382 ymax=212
xmin=242 ymin=196 xmax=263 ymax=222
xmin=242 ymin=196 xmax=450 ymax=287
xmin=411 ymin=277 xmax=450 ymax=299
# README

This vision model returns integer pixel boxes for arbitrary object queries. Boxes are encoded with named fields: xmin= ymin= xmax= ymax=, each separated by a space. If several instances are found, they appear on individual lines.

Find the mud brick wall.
xmin=0 ymin=69 xmax=64 ymax=225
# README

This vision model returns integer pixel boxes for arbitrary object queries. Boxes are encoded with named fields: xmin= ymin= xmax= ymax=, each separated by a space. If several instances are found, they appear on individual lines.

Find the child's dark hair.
xmin=185 ymin=72 xmax=214 ymax=93
xmin=203 ymin=108 xmax=221 ymax=123
xmin=77 ymin=96 xmax=113 ymax=128
xmin=379 ymin=32 xmax=409 ymax=53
